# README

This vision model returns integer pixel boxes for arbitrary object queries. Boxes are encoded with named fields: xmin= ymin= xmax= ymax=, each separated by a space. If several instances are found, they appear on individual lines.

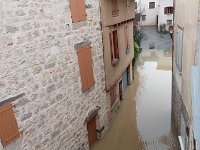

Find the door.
xmin=127 ymin=65 xmax=130 ymax=85
xmin=87 ymin=116 xmax=97 ymax=146
xmin=122 ymin=70 xmax=128 ymax=91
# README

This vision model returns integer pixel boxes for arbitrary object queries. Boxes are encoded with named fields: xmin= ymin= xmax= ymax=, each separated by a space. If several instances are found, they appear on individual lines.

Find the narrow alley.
xmin=92 ymin=26 xmax=179 ymax=150
xmin=1 ymin=0 xmax=200 ymax=149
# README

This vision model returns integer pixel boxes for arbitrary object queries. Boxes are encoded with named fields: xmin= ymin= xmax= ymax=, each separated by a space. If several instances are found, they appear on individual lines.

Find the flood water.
xmin=92 ymin=49 xmax=179 ymax=150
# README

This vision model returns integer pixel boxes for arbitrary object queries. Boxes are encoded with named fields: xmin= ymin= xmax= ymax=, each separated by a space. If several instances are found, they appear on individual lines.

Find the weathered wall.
xmin=102 ymin=21 xmax=134 ymax=90
xmin=173 ymin=0 xmax=200 ymax=149
xmin=0 ymin=0 xmax=110 ymax=149
xmin=100 ymin=0 xmax=135 ymax=27
xmin=140 ymin=0 xmax=159 ymax=26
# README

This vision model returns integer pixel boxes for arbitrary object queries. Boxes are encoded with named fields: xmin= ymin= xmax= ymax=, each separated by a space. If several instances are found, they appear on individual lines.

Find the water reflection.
xmin=92 ymin=49 xmax=178 ymax=150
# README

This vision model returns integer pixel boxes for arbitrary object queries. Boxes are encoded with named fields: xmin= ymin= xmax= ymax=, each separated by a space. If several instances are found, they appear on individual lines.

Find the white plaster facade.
xmin=158 ymin=0 xmax=173 ymax=31
xmin=138 ymin=0 xmax=173 ymax=29
xmin=140 ymin=0 xmax=159 ymax=26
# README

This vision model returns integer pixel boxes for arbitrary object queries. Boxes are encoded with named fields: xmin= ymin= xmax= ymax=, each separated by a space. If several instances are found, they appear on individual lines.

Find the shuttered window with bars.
xmin=164 ymin=7 xmax=174 ymax=14
xmin=70 ymin=0 xmax=87 ymax=23
xmin=112 ymin=0 xmax=119 ymax=17
xmin=77 ymin=46 xmax=95 ymax=92
xmin=149 ymin=2 xmax=155 ymax=9
xmin=0 ymin=104 xmax=20 ymax=147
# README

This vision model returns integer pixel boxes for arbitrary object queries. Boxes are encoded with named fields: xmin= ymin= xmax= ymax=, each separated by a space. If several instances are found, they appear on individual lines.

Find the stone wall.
xmin=172 ymin=75 xmax=192 ymax=150
xmin=0 ymin=0 xmax=110 ymax=150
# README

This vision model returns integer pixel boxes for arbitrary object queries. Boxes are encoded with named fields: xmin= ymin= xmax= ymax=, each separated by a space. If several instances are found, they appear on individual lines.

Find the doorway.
xmin=119 ymin=80 xmax=123 ymax=100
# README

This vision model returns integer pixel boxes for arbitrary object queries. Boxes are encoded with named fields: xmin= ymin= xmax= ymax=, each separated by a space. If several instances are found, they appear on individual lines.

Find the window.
xmin=70 ymin=0 xmax=87 ymax=23
xmin=167 ymin=20 xmax=173 ymax=26
xmin=110 ymin=85 xmax=117 ymax=106
xmin=176 ymin=27 xmax=183 ymax=72
xmin=142 ymin=15 xmax=146 ymax=21
xmin=109 ymin=30 xmax=119 ymax=65
xmin=164 ymin=7 xmax=174 ymax=14
xmin=0 ymin=104 xmax=20 ymax=147
xmin=124 ymin=24 xmax=130 ymax=52
xmin=135 ymin=2 xmax=138 ymax=9
xmin=77 ymin=46 xmax=95 ymax=92
xmin=112 ymin=0 xmax=119 ymax=17
xmin=149 ymin=2 xmax=155 ymax=9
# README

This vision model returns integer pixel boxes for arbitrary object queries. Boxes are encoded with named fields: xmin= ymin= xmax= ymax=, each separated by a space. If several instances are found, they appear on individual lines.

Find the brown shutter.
xmin=87 ymin=116 xmax=97 ymax=146
xmin=77 ymin=0 xmax=87 ymax=21
xmin=70 ymin=0 xmax=79 ymax=23
xmin=0 ymin=104 xmax=20 ymax=147
xmin=112 ymin=0 xmax=119 ymax=17
xmin=109 ymin=33 xmax=114 ymax=63
xmin=110 ymin=85 xmax=117 ymax=106
xmin=171 ymin=7 xmax=174 ymax=14
xmin=113 ymin=30 xmax=119 ymax=59
xmin=77 ymin=46 xmax=95 ymax=92
xmin=85 ymin=47 xmax=95 ymax=89
xmin=164 ymin=7 xmax=167 ymax=14
xmin=124 ymin=24 xmax=129 ymax=49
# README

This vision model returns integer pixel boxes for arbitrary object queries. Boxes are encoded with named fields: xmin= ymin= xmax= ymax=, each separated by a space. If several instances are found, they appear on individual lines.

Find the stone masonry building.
xmin=0 ymin=0 xmax=110 ymax=150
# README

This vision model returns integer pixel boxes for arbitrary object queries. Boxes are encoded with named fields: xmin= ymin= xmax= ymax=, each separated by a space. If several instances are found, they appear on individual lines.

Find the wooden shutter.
xmin=0 ymin=104 xmax=20 ymax=147
xmin=164 ymin=7 xmax=167 ymax=14
xmin=124 ymin=24 xmax=129 ymax=49
xmin=77 ymin=46 xmax=95 ymax=92
xmin=113 ymin=30 xmax=119 ymax=59
xmin=112 ymin=0 xmax=119 ymax=17
xmin=77 ymin=0 xmax=87 ymax=21
xmin=109 ymin=33 xmax=114 ymax=63
xmin=171 ymin=7 xmax=174 ymax=14
xmin=70 ymin=0 xmax=79 ymax=23
xmin=110 ymin=85 xmax=117 ymax=106
xmin=87 ymin=116 xmax=97 ymax=146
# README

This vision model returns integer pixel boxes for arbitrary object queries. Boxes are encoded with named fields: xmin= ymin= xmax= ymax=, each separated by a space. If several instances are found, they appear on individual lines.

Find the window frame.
xmin=149 ymin=2 xmax=155 ymax=9
xmin=109 ymin=29 xmax=120 ymax=66
xmin=142 ymin=15 xmax=146 ymax=21
xmin=176 ymin=26 xmax=184 ymax=73
xmin=164 ymin=7 xmax=174 ymax=14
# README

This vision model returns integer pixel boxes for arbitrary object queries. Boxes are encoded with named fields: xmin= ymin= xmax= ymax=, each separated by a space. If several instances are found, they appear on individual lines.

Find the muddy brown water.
xmin=92 ymin=49 xmax=179 ymax=150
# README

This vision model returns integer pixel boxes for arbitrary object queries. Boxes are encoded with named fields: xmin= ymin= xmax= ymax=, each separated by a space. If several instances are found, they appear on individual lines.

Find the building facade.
xmin=100 ymin=0 xmax=135 ymax=120
xmin=0 ymin=0 xmax=111 ymax=150
xmin=140 ymin=0 xmax=159 ymax=26
xmin=172 ymin=0 xmax=200 ymax=149
xmin=138 ymin=0 xmax=173 ymax=31
xmin=0 ymin=0 xmax=135 ymax=149
xmin=158 ymin=0 xmax=173 ymax=31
